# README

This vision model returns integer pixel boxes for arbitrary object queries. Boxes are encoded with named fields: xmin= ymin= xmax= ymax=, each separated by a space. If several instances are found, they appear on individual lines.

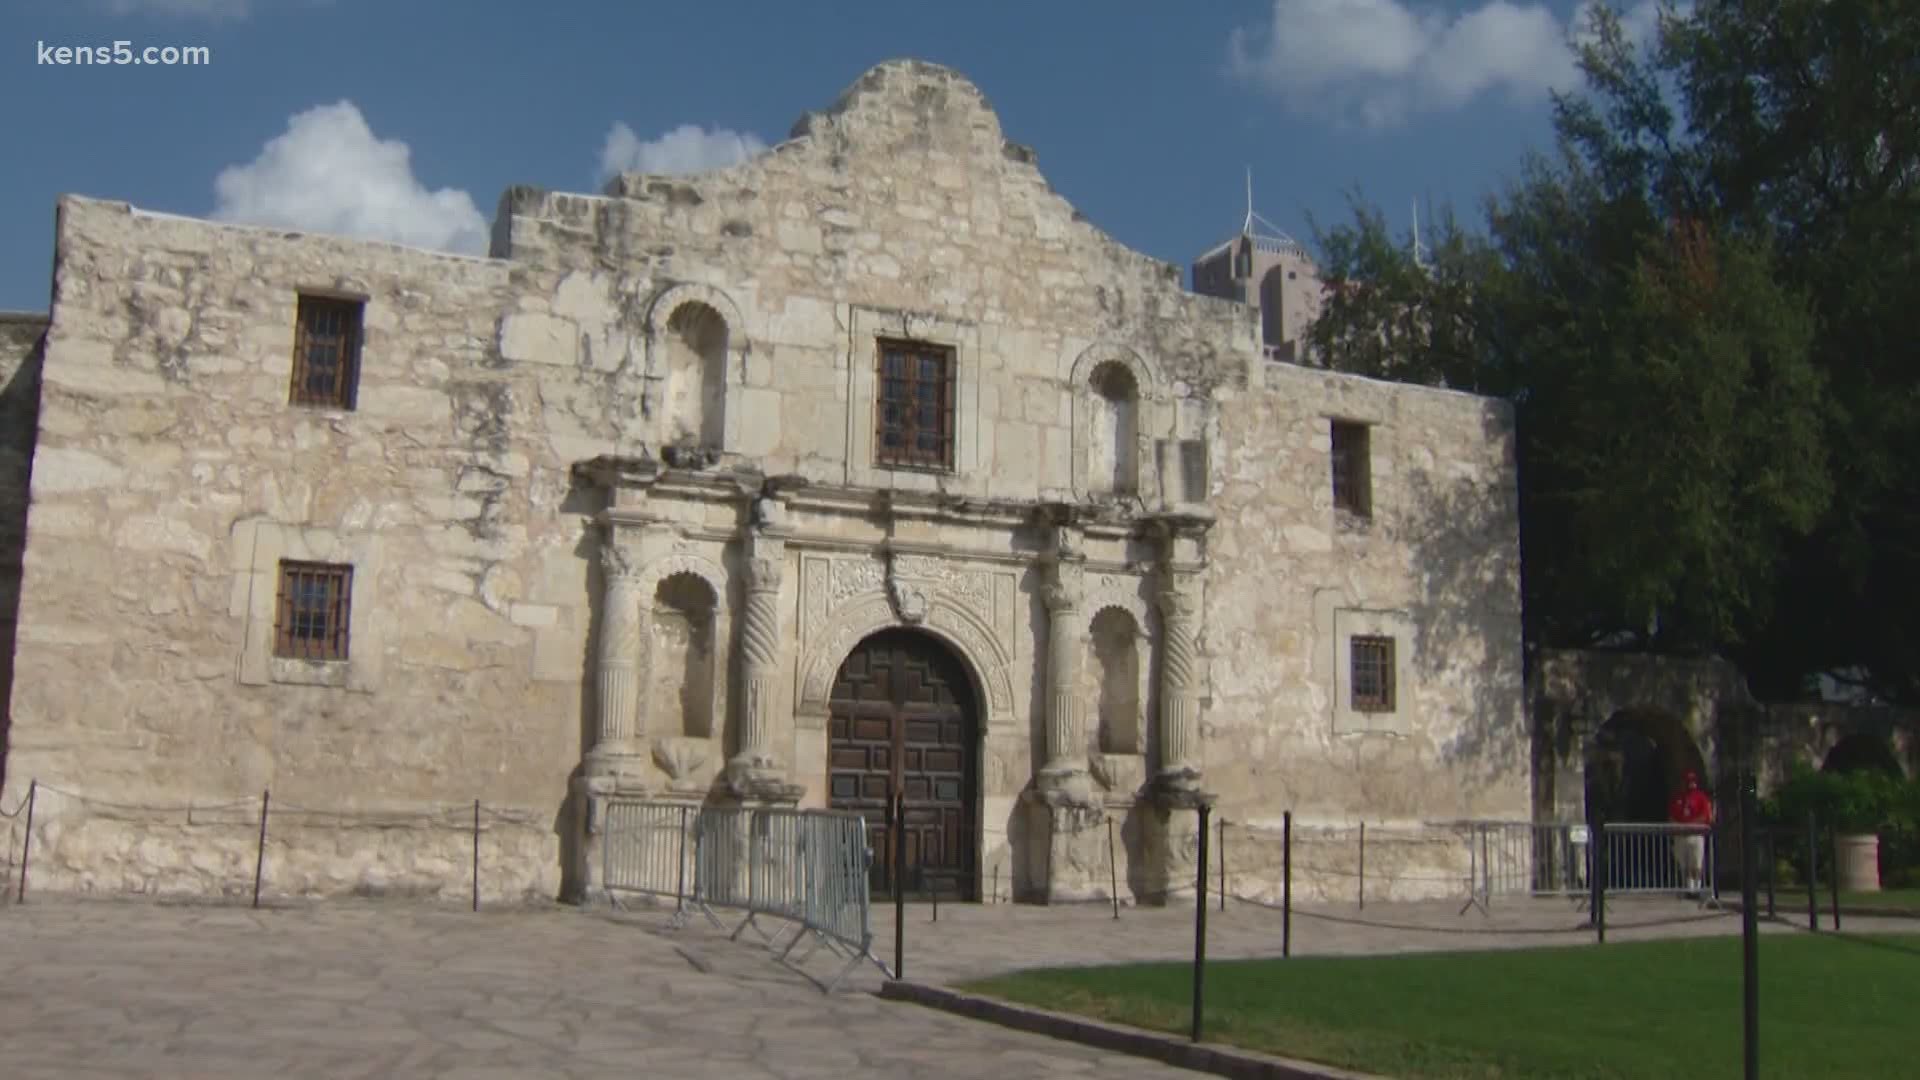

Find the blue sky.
xmin=0 ymin=0 xmax=1660 ymax=312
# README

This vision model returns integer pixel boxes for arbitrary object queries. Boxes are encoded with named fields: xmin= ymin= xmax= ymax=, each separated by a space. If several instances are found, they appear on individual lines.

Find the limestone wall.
xmin=492 ymin=59 xmax=1259 ymax=504
xmin=0 ymin=59 xmax=1531 ymax=906
xmin=0 ymin=312 xmax=46 ymax=792
xmin=0 ymin=198 xmax=584 ymax=900
xmin=1203 ymin=364 xmax=1530 ymax=840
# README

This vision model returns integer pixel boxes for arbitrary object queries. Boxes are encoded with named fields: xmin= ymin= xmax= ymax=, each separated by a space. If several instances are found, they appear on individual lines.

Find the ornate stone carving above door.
xmin=794 ymin=553 xmax=1018 ymax=727
xmin=799 ymin=551 xmax=1016 ymax=658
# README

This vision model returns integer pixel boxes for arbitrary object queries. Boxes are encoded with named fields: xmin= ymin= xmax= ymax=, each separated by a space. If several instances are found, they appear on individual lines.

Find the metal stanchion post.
xmin=252 ymin=789 xmax=270 ymax=910
xmin=1805 ymin=812 xmax=1818 ymax=933
xmin=1765 ymin=831 xmax=1776 ymax=919
xmin=1827 ymin=823 xmax=1842 ymax=933
xmin=1591 ymin=811 xmax=1607 ymax=944
xmin=1192 ymin=802 xmax=1210 ymax=1044
xmin=1358 ymin=821 xmax=1366 ymax=910
xmin=1218 ymin=816 xmax=1226 ymax=913
xmin=892 ymin=792 xmax=906 ymax=980
xmin=676 ymin=805 xmax=689 ymax=913
xmin=1740 ymin=766 xmax=1759 ymax=1080
xmin=1282 ymin=810 xmax=1292 ymax=958
xmin=471 ymin=799 xmax=480 ymax=913
xmin=1108 ymin=817 xmax=1120 ymax=920
xmin=16 ymin=779 xmax=37 ymax=904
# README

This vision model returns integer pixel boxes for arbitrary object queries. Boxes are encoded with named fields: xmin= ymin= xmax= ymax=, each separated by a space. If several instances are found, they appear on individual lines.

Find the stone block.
xmin=498 ymin=312 xmax=578 ymax=367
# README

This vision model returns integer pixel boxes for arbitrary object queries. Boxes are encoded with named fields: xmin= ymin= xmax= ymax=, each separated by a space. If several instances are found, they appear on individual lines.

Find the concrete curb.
xmin=877 ymin=980 xmax=1387 ymax=1080
xmin=1717 ymin=898 xmax=1919 ymax=921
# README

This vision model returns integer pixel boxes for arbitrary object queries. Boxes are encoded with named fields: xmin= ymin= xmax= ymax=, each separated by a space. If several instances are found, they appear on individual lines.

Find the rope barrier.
xmin=22 ymin=785 xmax=548 ymax=828
xmin=1227 ymin=890 xmax=1738 ymax=936
xmin=35 ymin=786 xmax=259 ymax=815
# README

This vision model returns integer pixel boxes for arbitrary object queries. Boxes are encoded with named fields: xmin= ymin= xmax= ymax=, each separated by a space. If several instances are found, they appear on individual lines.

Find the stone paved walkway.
xmin=0 ymin=898 xmax=1208 ymax=1079
xmin=1 ymin=894 xmax=1906 ymax=1078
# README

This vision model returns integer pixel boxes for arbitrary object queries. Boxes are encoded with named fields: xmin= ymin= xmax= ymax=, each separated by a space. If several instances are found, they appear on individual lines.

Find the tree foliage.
xmin=1305 ymin=0 xmax=1920 ymax=697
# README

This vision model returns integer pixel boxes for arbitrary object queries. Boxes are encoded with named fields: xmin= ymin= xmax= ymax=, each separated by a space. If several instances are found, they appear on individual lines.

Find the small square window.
xmin=273 ymin=561 xmax=353 ymax=661
xmin=875 ymin=338 xmax=955 ymax=470
xmin=1350 ymin=635 xmax=1394 ymax=713
xmin=1331 ymin=420 xmax=1371 ymax=518
xmin=290 ymin=295 xmax=363 ymax=409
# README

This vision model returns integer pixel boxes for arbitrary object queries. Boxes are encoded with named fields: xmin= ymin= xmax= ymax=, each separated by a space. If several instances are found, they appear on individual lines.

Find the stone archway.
xmin=1822 ymin=733 xmax=1905 ymax=778
xmin=1586 ymin=707 xmax=1708 ymax=824
xmin=826 ymin=628 xmax=981 ymax=901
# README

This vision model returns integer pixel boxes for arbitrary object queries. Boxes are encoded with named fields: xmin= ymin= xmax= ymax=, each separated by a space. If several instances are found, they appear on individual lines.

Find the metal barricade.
xmin=1601 ymin=822 xmax=1717 ymax=905
xmin=733 ymin=808 xmax=808 ymax=947
xmin=601 ymin=801 xmax=694 ymax=912
xmin=608 ymin=799 xmax=883 ymax=991
xmin=1459 ymin=820 xmax=1591 ymax=913
xmin=690 ymin=804 xmax=753 ymax=924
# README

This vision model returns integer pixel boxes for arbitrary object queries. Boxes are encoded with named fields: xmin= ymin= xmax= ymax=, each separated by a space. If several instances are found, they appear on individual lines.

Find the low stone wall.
xmin=0 ymin=784 xmax=563 ymax=904
xmin=1217 ymin=820 xmax=1477 ymax=906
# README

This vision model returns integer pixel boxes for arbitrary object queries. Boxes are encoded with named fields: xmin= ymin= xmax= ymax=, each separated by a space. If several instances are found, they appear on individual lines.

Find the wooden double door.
xmin=827 ymin=629 xmax=978 ymax=900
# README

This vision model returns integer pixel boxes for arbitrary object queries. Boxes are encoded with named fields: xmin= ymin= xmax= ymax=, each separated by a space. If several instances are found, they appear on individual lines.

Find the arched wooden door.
xmin=827 ymin=628 xmax=978 ymax=900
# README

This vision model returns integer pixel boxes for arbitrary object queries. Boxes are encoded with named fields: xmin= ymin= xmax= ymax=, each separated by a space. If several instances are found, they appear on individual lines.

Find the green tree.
xmin=1655 ymin=0 xmax=1920 ymax=703
xmin=1306 ymin=1 xmax=1835 ymax=658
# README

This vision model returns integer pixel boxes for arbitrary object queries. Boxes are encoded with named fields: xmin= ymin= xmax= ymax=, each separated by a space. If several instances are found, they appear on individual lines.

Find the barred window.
xmin=1350 ymin=635 xmax=1395 ymax=712
xmin=1331 ymin=419 xmax=1371 ymax=517
xmin=274 ymin=561 xmax=352 ymax=661
xmin=875 ymin=338 xmax=955 ymax=470
xmin=290 ymin=295 xmax=363 ymax=409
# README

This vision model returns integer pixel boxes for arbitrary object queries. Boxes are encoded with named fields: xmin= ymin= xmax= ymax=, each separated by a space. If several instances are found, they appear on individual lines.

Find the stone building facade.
xmin=0 ymin=61 xmax=1527 ymax=905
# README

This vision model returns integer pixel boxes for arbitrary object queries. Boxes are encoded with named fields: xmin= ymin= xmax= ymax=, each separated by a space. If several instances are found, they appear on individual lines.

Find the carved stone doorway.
xmin=827 ymin=628 xmax=979 ymax=901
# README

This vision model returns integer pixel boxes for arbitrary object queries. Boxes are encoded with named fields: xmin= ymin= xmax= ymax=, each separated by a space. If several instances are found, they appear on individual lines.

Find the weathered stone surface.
xmin=1 ymin=61 xmax=1528 ymax=906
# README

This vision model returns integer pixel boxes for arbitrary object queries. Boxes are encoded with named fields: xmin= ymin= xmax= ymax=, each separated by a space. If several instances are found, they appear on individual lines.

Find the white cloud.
xmin=1227 ymin=0 xmax=1673 ymax=127
xmin=211 ymin=101 xmax=489 ymax=255
xmin=598 ymin=123 xmax=768 ymax=181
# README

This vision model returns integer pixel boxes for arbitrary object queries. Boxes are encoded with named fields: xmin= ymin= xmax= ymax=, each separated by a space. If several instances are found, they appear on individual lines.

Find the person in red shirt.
xmin=1668 ymin=770 xmax=1714 ymax=894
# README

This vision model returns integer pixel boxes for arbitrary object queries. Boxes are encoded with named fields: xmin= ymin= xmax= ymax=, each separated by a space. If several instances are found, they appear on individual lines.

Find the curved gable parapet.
xmin=789 ymin=58 xmax=1007 ymax=146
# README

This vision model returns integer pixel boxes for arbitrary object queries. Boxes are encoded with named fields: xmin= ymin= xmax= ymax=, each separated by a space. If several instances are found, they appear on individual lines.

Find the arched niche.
xmin=643 ymin=283 xmax=751 ymax=452
xmin=1088 ymin=362 xmax=1140 ymax=497
xmin=1067 ymin=342 xmax=1164 ymax=502
xmin=1086 ymin=606 xmax=1144 ymax=755
xmin=633 ymin=553 xmax=730 ymax=740
xmin=647 ymin=572 xmax=719 ymax=739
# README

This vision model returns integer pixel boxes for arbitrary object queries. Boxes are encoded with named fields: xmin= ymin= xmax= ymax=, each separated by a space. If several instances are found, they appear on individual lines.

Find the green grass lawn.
xmin=962 ymin=934 xmax=1920 ymax=1079
xmin=1762 ymin=886 xmax=1920 ymax=912
xmin=1843 ymin=887 xmax=1920 ymax=909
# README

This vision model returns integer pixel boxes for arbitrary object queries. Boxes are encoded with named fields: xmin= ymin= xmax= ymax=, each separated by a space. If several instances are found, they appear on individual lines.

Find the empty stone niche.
xmin=1084 ymin=606 xmax=1147 ymax=796
xmin=660 ymin=300 xmax=728 ymax=448
xmin=1087 ymin=361 xmax=1140 ymax=496
xmin=648 ymin=572 xmax=718 ymax=739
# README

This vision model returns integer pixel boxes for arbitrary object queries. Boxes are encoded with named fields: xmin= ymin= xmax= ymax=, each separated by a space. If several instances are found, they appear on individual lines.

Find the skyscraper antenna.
xmin=1411 ymin=198 xmax=1428 ymax=269
xmin=1238 ymin=169 xmax=1302 ymax=253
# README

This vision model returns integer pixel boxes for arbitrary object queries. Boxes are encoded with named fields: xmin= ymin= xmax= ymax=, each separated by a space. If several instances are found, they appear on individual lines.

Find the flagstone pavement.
xmin=0 ymin=893 xmax=1900 ymax=1078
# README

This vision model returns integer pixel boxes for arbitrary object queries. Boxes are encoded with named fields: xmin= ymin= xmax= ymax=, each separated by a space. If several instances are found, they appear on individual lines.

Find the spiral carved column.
xmin=1154 ymin=577 xmax=1204 ymax=797
xmin=726 ymin=530 xmax=802 ymax=802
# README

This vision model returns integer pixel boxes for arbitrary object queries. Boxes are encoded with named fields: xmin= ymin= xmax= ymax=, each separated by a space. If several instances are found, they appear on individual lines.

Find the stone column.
xmin=1154 ymin=575 xmax=1203 ymax=797
xmin=1037 ymin=554 xmax=1094 ymax=807
xmin=590 ymin=540 xmax=644 ymax=767
xmin=726 ymin=510 xmax=803 ymax=803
